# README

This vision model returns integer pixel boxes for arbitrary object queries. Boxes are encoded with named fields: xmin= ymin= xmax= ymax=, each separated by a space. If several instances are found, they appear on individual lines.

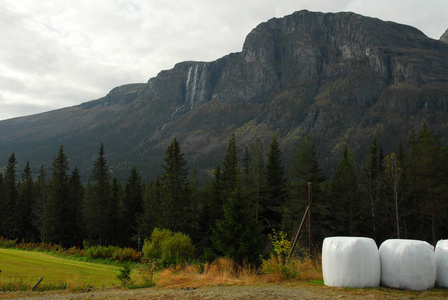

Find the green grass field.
xmin=0 ymin=248 xmax=121 ymax=291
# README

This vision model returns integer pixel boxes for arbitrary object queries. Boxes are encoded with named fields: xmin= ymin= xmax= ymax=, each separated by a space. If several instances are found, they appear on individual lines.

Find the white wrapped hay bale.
xmin=379 ymin=239 xmax=435 ymax=291
xmin=436 ymin=239 xmax=448 ymax=288
xmin=322 ymin=237 xmax=380 ymax=288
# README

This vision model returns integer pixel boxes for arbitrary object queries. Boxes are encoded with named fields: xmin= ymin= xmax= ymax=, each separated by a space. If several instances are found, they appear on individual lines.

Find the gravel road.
xmin=2 ymin=284 xmax=448 ymax=300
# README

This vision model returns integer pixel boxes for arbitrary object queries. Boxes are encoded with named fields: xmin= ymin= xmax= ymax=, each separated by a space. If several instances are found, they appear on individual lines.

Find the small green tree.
xmin=117 ymin=264 xmax=132 ymax=287
xmin=268 ymin=229 xmax=292 ymax=265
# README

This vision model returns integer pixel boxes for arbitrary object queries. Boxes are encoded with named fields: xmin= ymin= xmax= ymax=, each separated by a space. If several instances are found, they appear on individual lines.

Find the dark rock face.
xmin=441 ymin=28 xmax=448 ymax=43
xmin=1 ymin=10 xmax=447 ymax=179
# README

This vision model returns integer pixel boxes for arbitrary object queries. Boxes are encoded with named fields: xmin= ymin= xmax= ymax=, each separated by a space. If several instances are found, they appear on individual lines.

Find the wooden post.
xmin=287 ymin=205 xmax=310 ymax=263
xmin=32 ymin=278 xmax=43 ymax=291
xmin=308 ymin=182 xmax=312 ymax=255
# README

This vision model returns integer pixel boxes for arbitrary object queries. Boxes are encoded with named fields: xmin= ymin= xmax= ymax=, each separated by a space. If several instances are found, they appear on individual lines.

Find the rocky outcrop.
xmin=441 ymin=28 xmax=448 ymax=43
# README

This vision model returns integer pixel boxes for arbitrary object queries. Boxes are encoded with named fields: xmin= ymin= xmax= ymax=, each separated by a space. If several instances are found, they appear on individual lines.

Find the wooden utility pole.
xmin=308 ymin=182 xmax=312 ymax=254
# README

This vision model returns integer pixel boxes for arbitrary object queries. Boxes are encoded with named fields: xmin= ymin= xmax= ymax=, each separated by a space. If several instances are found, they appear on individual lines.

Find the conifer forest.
xmin=0 ymin=123 xmax=447 ymax=265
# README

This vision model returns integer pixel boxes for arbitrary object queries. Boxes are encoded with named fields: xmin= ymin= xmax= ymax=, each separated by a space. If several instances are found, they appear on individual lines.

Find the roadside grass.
xmin=2 ymin=247 xmax=448 ymax=299
xmin=156 ymin=256 xmax=322 ymax=288
xmin=0 ymin=248 xmax=121 ymax=291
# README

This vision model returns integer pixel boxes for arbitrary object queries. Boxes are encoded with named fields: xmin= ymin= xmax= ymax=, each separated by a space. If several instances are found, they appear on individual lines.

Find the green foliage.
xmin=85 ymin=245 xmax=141 ymax=262
xmin=211 ymin=179 xmax=263 ymax=266
xmin=142 ymin=228 xmax=171 ymax=259
xmin=158 ymin=138 xmax=191 ymax=232
xmin=142 ymin=228 xmax=195 ymax=267
xmin=268 ymin=230 xmax=291 ymax=265
xmin=117 ymin=264 xmax=132 ymax=287
xmin=83 ymin=143 xmax=114 ymax=246
xmin=136 ymin=258 xmax=155 ymax=286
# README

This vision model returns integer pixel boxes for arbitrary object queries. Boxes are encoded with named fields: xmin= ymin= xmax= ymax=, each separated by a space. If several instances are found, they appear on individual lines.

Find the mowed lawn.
xmin=0 ymin=248 xmax=121 ymax=290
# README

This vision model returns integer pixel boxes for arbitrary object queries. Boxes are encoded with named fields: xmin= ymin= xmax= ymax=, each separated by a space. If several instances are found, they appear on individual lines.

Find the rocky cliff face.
xmin=441 ymin=28 xmax=448 ymax=43
xmin=1 ymin=10 xmax=447 ymax=179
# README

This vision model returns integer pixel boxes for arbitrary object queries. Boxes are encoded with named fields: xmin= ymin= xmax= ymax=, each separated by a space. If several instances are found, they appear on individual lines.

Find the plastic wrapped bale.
xmin=322 ymin=237 xmax=380 ymax=288
xmin=436 ymin=240 xmax=448 ymax=288
xmin=379 ymin=239 xmax=435 ymax=291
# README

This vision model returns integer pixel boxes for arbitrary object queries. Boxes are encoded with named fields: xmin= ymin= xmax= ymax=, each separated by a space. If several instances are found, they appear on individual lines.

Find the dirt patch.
xmin=2 ymin=284 xmax=448 ymax=300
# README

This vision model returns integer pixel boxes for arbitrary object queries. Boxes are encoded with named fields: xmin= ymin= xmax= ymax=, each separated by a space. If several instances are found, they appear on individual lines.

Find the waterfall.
xmin=186 ymin=65 xmax=198 ymax=109
xmin=150 ymin=63 xmax=206 ymax=137
xmin=185 ymin=63 xmax=208 ymax=109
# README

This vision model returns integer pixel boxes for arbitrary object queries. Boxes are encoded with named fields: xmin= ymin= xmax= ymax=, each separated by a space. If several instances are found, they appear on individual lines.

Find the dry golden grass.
xmin=156 ymin=256 xmax=322 ymax=288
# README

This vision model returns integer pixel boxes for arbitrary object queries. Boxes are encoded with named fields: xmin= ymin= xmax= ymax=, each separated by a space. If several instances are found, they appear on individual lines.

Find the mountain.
xmin=1 ymin=10 xmax=447 ymax=181
xmin=441 ymin=28 xmax=448 ymax=43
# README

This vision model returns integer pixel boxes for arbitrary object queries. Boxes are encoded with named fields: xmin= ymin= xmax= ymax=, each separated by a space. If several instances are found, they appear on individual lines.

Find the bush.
xmin=142 ymin=228 xmax=195 ymax=267
xmin=84 ymin=245 xmax=141 ymax=262
xmin=142 ymin=228 xmax=171 ymax=260
xmin=268 ymin=230 xmax=292 ymax=265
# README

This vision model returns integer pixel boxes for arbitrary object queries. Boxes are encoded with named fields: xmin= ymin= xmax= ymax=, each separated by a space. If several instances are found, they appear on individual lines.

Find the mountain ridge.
xmin=1 ymin=10 xmax=447 ymax=180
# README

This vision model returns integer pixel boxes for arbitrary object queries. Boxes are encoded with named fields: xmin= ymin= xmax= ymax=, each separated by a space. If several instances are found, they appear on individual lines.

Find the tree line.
xmin=0 ymin=123 xmax=447 ymax=264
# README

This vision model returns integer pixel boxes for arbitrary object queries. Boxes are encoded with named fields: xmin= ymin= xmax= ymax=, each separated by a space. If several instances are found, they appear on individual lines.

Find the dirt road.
xmin=2 ymin=284 xmax=448 ymax=300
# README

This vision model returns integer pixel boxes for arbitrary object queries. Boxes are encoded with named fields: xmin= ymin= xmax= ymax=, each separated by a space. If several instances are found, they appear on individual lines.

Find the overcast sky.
xmin=1 ymin=0 xmax=447 ymax=121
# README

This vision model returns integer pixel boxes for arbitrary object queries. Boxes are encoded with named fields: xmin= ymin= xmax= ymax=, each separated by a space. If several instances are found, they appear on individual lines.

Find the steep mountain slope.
xmin=1 ymin=10 xmax=447 ymax=180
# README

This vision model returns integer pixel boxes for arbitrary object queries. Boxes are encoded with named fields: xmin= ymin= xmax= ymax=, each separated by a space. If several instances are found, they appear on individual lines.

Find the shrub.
xmin=268 ymin=230 xmax=292 ymax=265
xmin=161 ymin=232 xmax=195 ymax=265
xmin=142 ymin=228 xmax=195 ymax=267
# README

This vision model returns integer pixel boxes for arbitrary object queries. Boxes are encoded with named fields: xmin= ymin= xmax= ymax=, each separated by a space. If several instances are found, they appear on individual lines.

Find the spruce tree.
xmin=221 ymin=134 xmax=239 ymax=194
xmin=44 ymin=145 xmax=71 ymax=245
xmin=33 ymin=165 xmax=47 ymax=242
xmin=84 ymin=143 xmax=112 ymax=245
xmin=407 ymin=124 xmax=443 ymax=244
xmin=264 ymin=135 xmax=287 ymax=233
xmin=331 ymin=147 xmax=359 ymax=236
xmin=249 ymin=139 xmax=265 ymax=225
xmin=138 ymin=178 xmax=162 ymax=238
xmin=110 ymin=178 xmax=123 ymax=245
xmin=68 ymin=167 xmax=84 ymax=246
xmin=211 ymin=174 xmax=263 ymax=265
xmin=289 ymin=134 xmax=327 ymax=250
xmin=16 ymin=162 xmax=35 ymax=241
xmin=362 ymin=136 xmax=382 ymax=239
xmin=159 ymin=138 xmax=190 ymax=233
xmin=1 ymin=153 xmax=18 ymax=239
xmin=122 ymin=166 xmax=143 ymax=245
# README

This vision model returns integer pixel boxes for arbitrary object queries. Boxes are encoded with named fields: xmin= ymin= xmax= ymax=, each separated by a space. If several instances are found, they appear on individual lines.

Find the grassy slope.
xmin=0 ymin=248 xmax=120 ymax=290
